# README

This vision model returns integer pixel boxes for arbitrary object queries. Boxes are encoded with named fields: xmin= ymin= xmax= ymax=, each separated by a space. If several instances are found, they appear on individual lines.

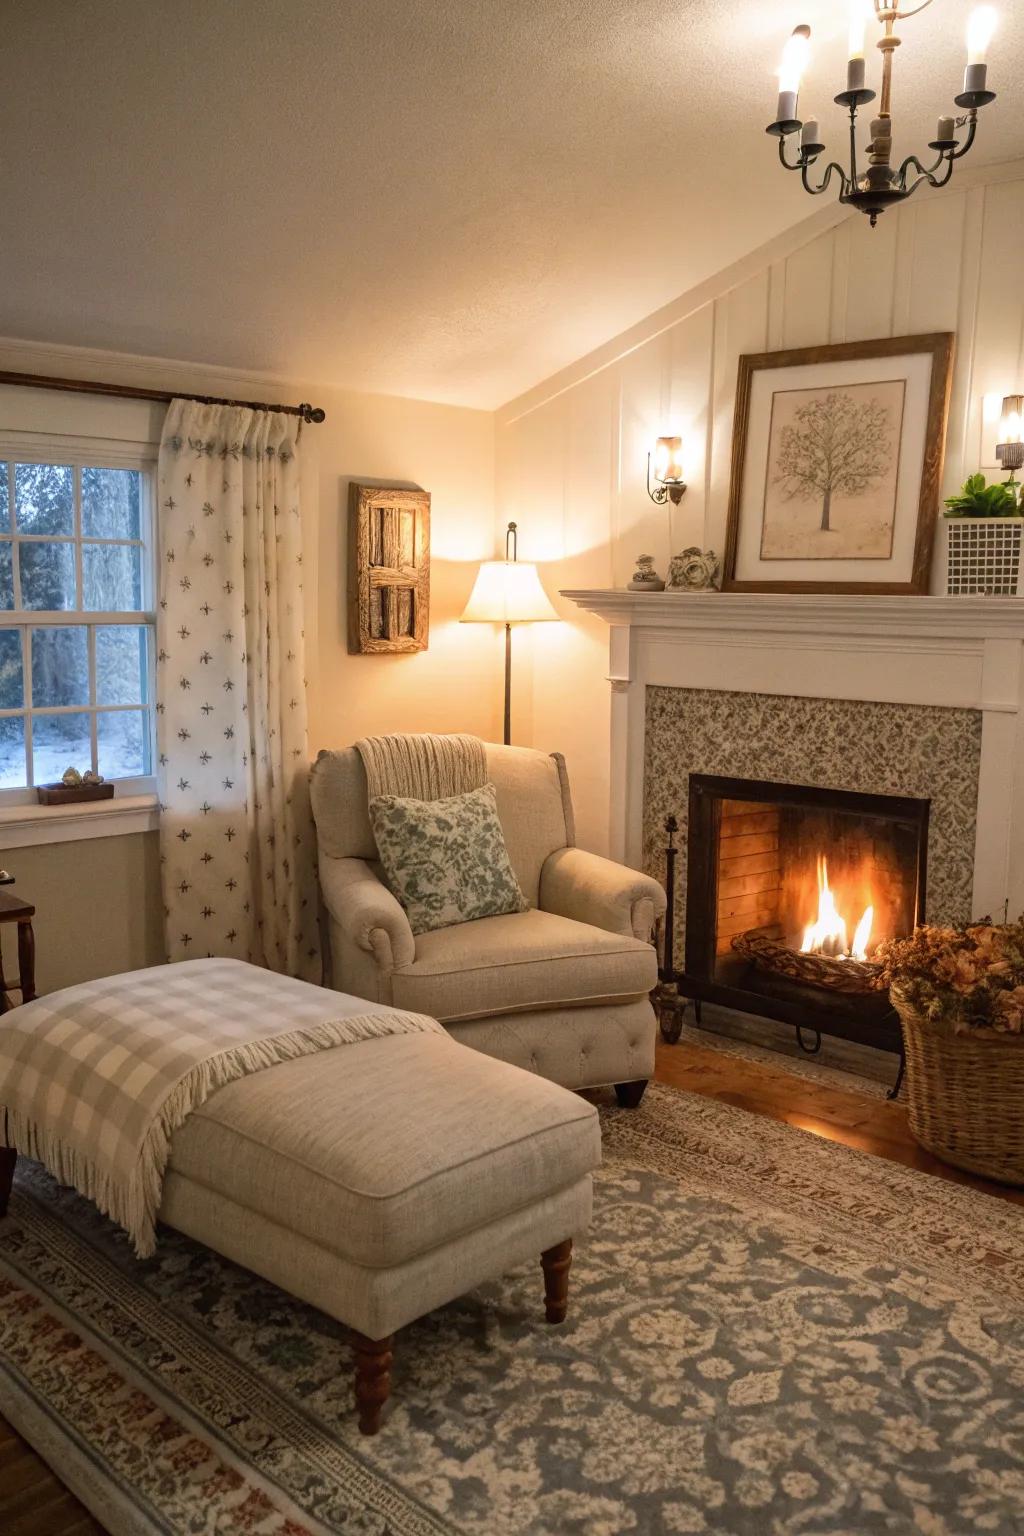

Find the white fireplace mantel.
xmin=560 ymin=590 xmax=1024 ymax=922
xmin=561 ymin=591 xmax=1024 ymax=642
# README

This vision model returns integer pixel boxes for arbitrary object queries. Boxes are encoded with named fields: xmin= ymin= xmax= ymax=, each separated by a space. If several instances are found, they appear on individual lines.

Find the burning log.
xmin=731 ymin=930 xmax=884 ymax=996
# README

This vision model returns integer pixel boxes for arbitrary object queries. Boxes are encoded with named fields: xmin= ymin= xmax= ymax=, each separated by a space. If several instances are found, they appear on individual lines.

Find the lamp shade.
xmin=460 ymin=559 xmax=558 ymax=624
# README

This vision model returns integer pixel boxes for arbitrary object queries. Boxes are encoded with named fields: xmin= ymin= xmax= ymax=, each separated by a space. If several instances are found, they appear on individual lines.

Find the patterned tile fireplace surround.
xmin=562 ymin=594 xmax=1024 ymax=956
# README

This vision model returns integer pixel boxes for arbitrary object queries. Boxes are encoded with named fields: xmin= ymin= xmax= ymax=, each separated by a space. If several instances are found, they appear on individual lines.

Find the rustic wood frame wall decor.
xmin=348 ymin=484 xmax=431 ymax=654
xmin=722 ymin=333 xmax=954 ymax=595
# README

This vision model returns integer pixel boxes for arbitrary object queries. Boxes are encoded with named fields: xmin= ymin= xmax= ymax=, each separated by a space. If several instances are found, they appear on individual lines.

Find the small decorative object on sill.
xmin=731 ymin=930 xmax=882 ymax=996
xmin=944 ymin=472 xmax=1023 ymax=596
xmin=0 ymin=869 xmax=13 ymax=886
xmin=628 ymin=554 xmax=665 ymax=591
xmin=878 ymin=917 xmax=1024 ymax=1185
xmin=37 ymin=769 xmax=114 ymax=806
xmin=667 ymin=547 xmax=720 ymax=592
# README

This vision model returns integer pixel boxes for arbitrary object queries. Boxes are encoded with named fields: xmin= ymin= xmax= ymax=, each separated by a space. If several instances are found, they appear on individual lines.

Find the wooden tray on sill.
xmin=36 ymin=783 xmax=115 ymax=806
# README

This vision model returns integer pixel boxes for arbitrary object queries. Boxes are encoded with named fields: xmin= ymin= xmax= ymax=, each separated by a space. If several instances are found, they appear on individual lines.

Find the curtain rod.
xmin=0 ymin=368 xmax=326 ymax=424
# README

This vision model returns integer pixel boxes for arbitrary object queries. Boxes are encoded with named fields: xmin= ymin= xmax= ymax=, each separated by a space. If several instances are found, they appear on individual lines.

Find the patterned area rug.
xmin=3 ymin=1083 xmax=1024 ymax=1535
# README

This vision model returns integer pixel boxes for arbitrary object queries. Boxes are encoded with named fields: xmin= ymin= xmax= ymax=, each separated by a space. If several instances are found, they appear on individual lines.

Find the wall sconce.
xmin=997 ymin=394 xmax=1024 ymax=485
xmin=647 ymin=436 xmax=687 ymax=505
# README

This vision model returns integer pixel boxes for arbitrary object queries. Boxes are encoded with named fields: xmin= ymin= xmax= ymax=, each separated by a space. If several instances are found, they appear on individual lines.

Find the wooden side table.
xmin=0 ymin=888 xmax=34 ymax=1215
xmin=0 ymin=889 xmax=35 ymax=1012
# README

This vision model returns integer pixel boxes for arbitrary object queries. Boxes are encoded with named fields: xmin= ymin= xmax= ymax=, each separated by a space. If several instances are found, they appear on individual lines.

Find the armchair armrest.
xmin=318 ymin=856 xmax=415 ymax=973
xmin=540 ymin=847 xmax=667 ymax=941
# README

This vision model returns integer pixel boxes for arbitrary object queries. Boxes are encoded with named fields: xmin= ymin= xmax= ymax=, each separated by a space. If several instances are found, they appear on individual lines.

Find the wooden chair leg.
xmin=0 ymin=1146 xmax=16 ymax=1217
xmin=352 ymin=1331 xmax=393 ymax=1435
xmin=541 ymin=1237 xmax=573 ymax=1324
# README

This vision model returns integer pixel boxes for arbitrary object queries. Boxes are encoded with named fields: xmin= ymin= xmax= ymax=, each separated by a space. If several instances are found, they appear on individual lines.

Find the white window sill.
xmin=0 ymin=794 xmax=159 ymax=848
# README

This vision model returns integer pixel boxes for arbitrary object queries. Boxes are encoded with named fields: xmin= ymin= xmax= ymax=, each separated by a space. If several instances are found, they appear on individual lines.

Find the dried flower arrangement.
xmin=876 ymin=919 xmax=1024 ymax=1035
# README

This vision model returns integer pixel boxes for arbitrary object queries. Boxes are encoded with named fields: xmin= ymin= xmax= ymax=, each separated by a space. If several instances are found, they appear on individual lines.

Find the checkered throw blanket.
xmin=0 ymin=958 xmax=443 ymax=1258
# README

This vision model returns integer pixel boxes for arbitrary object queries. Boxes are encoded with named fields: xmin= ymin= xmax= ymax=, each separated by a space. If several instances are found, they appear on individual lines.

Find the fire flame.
xmin=800 ymin=856 xmax=873 ymax=962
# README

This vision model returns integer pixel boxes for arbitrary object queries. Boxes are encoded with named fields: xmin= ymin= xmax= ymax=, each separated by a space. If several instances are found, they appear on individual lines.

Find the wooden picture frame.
xmin=348 ymin=484 xmax=430 ymax=654
xmin=722 ymin=333 xmax=954 ymax=594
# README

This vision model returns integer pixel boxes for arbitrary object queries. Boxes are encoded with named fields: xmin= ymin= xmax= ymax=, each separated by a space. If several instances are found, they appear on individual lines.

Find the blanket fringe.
xmin=3 ymin=1009 xmax=441 ymax=1260
xmin=355 ymin=732 xmax=487 ymax=802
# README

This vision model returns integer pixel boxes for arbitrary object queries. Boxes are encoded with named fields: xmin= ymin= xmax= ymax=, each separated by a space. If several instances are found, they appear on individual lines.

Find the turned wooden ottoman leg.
xmin=541 ymin=1238 xmax=573 ymax=1324
xmin=0 ymin=1146 xmax=16 ymax=1217
xmin=352 ymin=1332 xmax=393 ymax=1435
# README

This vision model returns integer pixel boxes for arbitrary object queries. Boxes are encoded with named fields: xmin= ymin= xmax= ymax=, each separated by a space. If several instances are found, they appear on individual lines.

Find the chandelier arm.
xmin=801 ymin=159 xmax=851 ymax=198
xmin=896 ymin=151 xmax=946 ymax=189
xmin=900 ymin=157 xmax=956 ymax=198
xmin=950 ymin=115 xmax=979 ymax=159
xmin=890 ymin=0 xmax=934 ymax=18
xmin=848 ymin=111 xmax=860 ymax=188
xmin=778 ymin=136 xmax=804 ymax=172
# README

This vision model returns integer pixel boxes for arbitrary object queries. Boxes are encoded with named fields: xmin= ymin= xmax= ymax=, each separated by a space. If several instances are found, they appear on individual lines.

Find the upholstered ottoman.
xmin=159 ymin=1025 xmax=600 ymax=1433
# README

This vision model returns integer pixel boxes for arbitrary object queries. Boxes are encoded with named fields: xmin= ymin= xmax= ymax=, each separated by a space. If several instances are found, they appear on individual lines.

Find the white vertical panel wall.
xmin=496 ymin=162 xmax=1024 ymax=855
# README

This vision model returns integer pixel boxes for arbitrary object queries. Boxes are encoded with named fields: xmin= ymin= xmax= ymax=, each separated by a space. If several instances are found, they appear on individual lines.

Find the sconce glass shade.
xmin=998 ymin=395 xmax=1024 ymax=445
xmin=653 ymin=435 xmax=685 ymax=485
xmin=460 ymin=559 xmax=559 ymax=624
xmin=997 ymin=395 xmax=1024 ymax=474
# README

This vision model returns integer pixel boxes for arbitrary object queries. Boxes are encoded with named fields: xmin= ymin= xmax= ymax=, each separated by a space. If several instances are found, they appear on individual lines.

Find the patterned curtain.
xmin=156 ymin=400 xmax=320 ymax=981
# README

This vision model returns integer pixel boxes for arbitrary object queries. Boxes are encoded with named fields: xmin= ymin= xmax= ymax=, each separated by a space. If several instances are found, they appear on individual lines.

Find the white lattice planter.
xmin=946 ymin=517 xmax=1024 ymax=596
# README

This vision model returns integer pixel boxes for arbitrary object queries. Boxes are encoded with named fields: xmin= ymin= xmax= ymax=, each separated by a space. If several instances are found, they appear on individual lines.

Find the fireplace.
xmin=675 ymin=774 xmax=929 ymax=1055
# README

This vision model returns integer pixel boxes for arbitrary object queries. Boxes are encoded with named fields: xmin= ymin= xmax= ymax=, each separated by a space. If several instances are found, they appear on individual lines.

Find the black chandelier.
xmin=768 ymin=1 xmax=999 ymax=226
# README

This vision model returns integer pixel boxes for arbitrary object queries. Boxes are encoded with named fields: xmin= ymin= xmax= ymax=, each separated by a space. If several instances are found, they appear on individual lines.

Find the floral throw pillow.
xmin=369 ymin=782 xmax=528 ymax=935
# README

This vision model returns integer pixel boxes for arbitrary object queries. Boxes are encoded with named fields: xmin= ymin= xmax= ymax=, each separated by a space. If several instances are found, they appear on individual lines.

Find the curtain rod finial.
xmin=298 ymin=403 xmax=327 ymax=424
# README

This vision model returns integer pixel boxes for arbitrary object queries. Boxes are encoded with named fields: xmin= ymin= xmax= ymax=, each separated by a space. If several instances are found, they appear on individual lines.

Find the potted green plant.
xmin=877 ymin=919 xmax=1024 ymax=1184
xmin=943 ymin=473 xmax=1023 ymax=595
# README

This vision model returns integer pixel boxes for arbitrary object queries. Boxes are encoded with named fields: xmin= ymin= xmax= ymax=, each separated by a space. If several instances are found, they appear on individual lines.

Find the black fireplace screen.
xmin=675 ymin=773 xmax=929 ymax=1054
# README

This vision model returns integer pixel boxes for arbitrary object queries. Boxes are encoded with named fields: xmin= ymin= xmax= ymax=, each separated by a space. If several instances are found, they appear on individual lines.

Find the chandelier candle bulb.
xmin=801 ymin=119 xmax=821 ymax=152
xmin=967 ymin=5 xmax=998 ymax=64
xmin=847 ymin=0 xmax=867 ymax=91
xmin=775 ymin=24 xmax=810 ymax=125
xmin=964 ymin=5 xmax=997 ymax=94
xmin=936 ymin=115 xmax=955 ymax=143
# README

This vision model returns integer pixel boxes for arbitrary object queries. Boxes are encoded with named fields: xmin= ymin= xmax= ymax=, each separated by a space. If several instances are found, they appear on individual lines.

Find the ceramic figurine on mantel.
xmin=667 ymin=547 xmax=721 ymax=592
xmin=628 ymin=554 xmax=665 ymax=591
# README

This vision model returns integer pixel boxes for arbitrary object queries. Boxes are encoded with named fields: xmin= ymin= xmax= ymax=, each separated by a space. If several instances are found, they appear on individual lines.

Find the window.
xmin=0 ymin=453 xmax=155 ymax=799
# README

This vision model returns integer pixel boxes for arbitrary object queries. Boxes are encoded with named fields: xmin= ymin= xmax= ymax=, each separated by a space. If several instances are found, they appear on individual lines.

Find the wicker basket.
xmin=893 ymin=985 xmax=1024 ymax=1185
xmin=945 ymin=515 xmax=1024 ymax=596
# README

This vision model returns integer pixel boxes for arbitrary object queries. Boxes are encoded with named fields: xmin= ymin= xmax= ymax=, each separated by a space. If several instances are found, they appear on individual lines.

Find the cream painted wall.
xmin=307 ymin=386 xmax=499 ymax=754
xmin=496 ymin=160 xmax=1024 ymax=857
xmin=0 ymin=341 xmax=498 ymax=991
xmin=0 ymin=832 xmax=165 ymax=995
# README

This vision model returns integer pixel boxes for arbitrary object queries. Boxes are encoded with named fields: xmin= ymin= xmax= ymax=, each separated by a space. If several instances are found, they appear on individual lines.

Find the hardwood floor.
xmin=3 ymin=1030 xmax=1023 ymax=1534
xmin=0 ymin=1415 xmax=105 ymax=1536
xmin=652 ymin=1033 xmax=1024 ymax=1206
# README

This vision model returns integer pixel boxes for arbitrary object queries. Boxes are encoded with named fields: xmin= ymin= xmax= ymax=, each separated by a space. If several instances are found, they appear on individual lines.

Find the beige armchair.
xmin=310 ymin=742 xmax=666 ymax=1105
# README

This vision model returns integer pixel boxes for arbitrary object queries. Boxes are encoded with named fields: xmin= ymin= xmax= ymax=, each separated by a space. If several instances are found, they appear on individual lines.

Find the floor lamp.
xmin=460 ymin=522 xmax=558 ymax=745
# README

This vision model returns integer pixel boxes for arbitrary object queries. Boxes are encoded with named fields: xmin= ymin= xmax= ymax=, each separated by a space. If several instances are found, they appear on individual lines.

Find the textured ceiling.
xmin=2 ymin=0 xmax=1021 ymax=408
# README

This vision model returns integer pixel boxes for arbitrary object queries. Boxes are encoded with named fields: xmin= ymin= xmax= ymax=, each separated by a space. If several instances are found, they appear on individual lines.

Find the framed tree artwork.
xmin=722 ymin=334 xmax=954 ymax=594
